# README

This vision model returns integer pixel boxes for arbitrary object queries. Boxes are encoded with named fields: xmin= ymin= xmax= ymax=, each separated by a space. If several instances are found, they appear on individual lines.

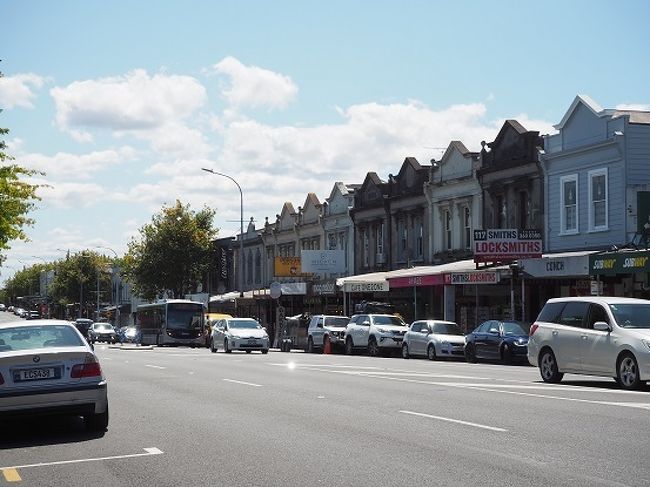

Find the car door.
xmin=483 ymin=321 xmax=503 ymax=359
xmin=409 ymin=322 xmax=425 ymax=356
xmin=555 ymin=301 xmax=590 ymax=371
xmin=474 ymin=321 xmax=494 ymax=359
xmin=581 ymin=303 xmax=617 ymax=375
xmin=311 ymin=316 xmax=324 ymax=347
xmin=355 ymin=315 xmax=371 ymax=347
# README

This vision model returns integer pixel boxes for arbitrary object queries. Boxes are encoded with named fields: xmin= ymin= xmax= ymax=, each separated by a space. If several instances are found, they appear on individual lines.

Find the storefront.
xmin=589 ymin=249 xmax=650 ymax=298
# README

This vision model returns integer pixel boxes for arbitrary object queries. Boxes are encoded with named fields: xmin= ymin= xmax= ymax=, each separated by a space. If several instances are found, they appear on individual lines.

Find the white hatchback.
xmin=402 ymin=320 xmax=465 ymax=360
xmin=528 ymin=296 xmax=650 ymax=390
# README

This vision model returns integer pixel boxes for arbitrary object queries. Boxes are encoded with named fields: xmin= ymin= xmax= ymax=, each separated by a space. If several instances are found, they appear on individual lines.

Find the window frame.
xmin=588 ymin=167 xmax=608 ymax=232
xmin=559 ymin=174 xmax=579 ymax=235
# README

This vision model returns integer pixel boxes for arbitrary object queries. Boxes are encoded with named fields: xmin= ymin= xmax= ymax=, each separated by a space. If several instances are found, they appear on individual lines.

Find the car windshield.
xmin=609 ymin=303 xmax=650 ymax=328
xmin=95 ymin=324 xmax=113 ymax=331
xmin=373 ymin=316 xmax=406 ymax=326
xmin=432 ymin=323 xmax=463 ymax=335
xmin=502 ymin=322 xmax=528 ymax=335
xmin=325 ymin=317 xmax=349 ymax=327
xmin=0 ymin=325 xmax=84 ymax=352
xmin=229 ymin=320 xmax=261 ymax=329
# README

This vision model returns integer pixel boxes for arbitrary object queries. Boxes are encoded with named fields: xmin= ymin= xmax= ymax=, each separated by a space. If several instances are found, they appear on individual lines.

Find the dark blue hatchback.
xmin=464 ymin=320 xmax=529 ymax=364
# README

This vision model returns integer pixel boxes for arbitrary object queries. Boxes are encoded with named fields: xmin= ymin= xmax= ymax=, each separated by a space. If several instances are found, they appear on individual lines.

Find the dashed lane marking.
xmin=222 ymin=379 xmax=262 ymax=387
xmin=400 ymin=410 xmax=508 ymax=432
xmin=144 ymin=364 xmax=166 ymax=370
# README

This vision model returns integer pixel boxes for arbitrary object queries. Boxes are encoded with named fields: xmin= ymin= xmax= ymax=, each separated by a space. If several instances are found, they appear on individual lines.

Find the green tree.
xmin=0 ymin=69 xmax=44 ymax=265
xmin=123 ymin=200 xmax=216 ymax=300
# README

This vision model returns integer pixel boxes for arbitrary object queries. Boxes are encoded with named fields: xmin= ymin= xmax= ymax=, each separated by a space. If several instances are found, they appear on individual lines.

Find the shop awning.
xmin=336 ymin=272 xmax=390 ymax=292
xmin=519 ymin=250 xmax=599 ymax=278
xmin=588 ymin=249 xmax=650 ymax=275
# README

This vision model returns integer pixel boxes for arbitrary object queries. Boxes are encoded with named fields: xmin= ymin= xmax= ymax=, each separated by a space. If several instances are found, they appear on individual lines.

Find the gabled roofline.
xmin=554 ymin=94 xmax=613 ymax=130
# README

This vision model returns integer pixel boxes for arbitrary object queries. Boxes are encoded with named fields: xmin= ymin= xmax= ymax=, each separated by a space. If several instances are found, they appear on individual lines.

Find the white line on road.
xmin=400 ymin=410 xmax=508 ymax=432
xmin=223 ymin=378 xmax=262 ymax=387
xmin=145 ymin=364 xmax=166 ymax=369
xmin=1 ymin=447 xmax=164 ymax=470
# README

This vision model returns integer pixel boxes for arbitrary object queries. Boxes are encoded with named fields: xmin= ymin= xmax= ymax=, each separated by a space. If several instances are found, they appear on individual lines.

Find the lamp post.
xmin=201 ymin=168 xmax=244 ymax=298
xmin=95 ymin=246 xmax=121 ymax=327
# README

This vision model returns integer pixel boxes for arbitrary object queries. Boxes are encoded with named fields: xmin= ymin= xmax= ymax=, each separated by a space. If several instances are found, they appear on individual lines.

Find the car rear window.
xmin=0 ymin=325 xmax=84 ymax=352
xmin=536 ymin=302 xmax=566 ymax=323
xmin=558 ymin=302 xmax=589 ymax=328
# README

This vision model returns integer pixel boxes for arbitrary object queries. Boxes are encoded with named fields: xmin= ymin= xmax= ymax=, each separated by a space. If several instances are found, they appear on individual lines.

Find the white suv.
xmin=344 ymin=314 xmax=408 ymax=356
xmin=528 ymin=296 xmax=650 ymax=390
xmin=306 ymin=315 xmax=350 ymax=353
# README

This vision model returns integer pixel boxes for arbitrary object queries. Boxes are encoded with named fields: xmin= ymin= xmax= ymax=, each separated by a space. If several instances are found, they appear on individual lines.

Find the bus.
xmin=136 ymin=299 xmax=205 ymax=346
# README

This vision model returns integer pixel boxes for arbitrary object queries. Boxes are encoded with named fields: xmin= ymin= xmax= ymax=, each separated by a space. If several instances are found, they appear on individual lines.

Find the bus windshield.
xmin=167 ymin=304 xmax=203 ymax=330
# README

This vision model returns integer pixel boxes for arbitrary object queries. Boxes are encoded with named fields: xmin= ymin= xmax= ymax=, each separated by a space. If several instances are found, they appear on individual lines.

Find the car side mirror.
xmin=488 ymin=328 xmax=499 ymax=334
xmin=593 ymin=321 xmax=611 ymax=332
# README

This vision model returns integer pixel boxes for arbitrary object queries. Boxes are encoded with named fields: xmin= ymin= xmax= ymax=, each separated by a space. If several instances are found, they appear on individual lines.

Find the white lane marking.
xmin=145 ymin=364 xmax=166 ymax=370
xmin=222 ymin=379 xmax=262 ymax=387
xmin=271 ymin=363 xmax=381 ymax=370
xmin=400 ymin=410 xmax=507 ymax=432
xmin=2 ymin=447 xmax=164 ymax=470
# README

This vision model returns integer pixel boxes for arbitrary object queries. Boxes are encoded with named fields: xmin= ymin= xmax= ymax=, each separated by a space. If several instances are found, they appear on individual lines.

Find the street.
xmin=1 ymin=320 xmax=649 ymax=486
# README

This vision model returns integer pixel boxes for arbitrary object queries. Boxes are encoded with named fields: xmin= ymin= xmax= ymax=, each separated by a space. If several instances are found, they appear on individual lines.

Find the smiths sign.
xmin=473 ymin=229 xmax=542 ymax=263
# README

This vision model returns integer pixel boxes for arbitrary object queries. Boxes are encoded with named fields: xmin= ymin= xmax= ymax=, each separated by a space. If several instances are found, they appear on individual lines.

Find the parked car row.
xmin=1 ymin=306 xmax=41 ymax=320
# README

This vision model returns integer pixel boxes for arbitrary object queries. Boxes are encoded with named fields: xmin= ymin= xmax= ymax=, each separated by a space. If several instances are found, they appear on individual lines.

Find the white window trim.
xmin=588 ymin=167 xmax=608 ymax=232
xmin=559 ymin=174 xmax=579 ymax=236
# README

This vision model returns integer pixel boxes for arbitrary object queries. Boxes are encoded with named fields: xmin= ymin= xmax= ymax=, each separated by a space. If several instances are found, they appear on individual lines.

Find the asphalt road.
xmin=1 ymin=317 xmax=649 ymax=486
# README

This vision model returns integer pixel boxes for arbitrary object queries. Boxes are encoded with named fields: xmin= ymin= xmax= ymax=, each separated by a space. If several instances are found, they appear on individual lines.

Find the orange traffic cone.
xmin=324 ymin=336 xmax=331 ymax=354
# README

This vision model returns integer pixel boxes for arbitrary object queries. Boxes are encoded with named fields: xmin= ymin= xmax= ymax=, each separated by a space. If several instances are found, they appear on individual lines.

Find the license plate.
xmin=248 ymin=339 xmax=257 ymax=344
xmin=16 ymin=367 xmax=56 ymax=381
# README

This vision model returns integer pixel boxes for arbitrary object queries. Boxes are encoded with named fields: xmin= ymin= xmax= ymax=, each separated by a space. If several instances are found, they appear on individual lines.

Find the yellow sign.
xmin=274 ymin=256 xmax=304 ymax=277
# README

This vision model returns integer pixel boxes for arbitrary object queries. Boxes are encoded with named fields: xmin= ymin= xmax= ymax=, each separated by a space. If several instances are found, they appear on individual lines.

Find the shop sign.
xmin=589 ymin=250 xmax=650 ymax=275
xmin=444 ymin=272 xmax=500 ymax=285
xmin=473 ymin=229 xmax=542 ymax=263
xmin=388 ymin=274 xmax=445 ymax=288
xmin=280 ymin=282 xmax=307 ymax=295
xmin=312 ymin=280 xmax=337 ymax=295
xmin=301 ymin=250 xmax=346 ymax=274
xmin=519 ymin=254 xmax=591 ymax=278
xmin=343 ymin=281 xmax=389 ymax=293
xmin=274 ymin=257 xmax=312 ymax=277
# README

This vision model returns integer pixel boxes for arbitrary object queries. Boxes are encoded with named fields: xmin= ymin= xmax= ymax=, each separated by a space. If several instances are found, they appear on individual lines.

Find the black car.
xmin=464 ymin=320 xmax=529 ymax=364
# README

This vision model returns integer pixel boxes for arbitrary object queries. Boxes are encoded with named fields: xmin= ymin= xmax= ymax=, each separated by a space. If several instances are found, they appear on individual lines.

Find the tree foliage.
xmin=47 ymin=251 xmax=113 ymax=307
xmin=0 ymin=69 xmax=44 ymax=264
xmin=123 ymin=200 xmax=217 ymax=300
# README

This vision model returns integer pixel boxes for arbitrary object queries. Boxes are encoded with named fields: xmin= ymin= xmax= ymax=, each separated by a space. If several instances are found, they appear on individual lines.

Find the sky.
xmin=1 ymin=0 xmax=650 ymax=285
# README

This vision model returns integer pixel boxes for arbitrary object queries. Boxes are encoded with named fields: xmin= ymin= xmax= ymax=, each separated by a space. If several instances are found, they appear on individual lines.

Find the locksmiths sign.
xmin=589 ymin=250 xmax=650 ymax=275
xmin=473 ymin=229 xmax=542 ymax=263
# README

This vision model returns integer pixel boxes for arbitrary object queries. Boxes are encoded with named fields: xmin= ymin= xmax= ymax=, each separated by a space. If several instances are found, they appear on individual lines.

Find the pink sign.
xmin=388 ymin=274 xmax=445 ymax=288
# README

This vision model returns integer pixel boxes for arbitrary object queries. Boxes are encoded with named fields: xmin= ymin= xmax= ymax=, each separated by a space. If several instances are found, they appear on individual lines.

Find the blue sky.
xmin=1 ymin=0 xmax=649 ymax=285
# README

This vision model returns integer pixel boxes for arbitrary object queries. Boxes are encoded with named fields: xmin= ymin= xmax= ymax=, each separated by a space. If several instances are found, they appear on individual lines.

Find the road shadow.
xmin=0 ymin=415 xmax=105 ymax=449
xmin=530 ymin=378 xmax=650 ymax=392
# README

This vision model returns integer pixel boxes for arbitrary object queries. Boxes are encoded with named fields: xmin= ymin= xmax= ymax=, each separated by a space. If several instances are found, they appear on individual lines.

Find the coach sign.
xmin=473 ymin=229 xmax=542 ymax=263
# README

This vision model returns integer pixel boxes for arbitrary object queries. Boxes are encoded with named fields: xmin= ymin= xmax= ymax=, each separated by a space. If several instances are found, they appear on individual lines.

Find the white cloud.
xmin=210 ymin=56 xmax=298 ymax=110
xmin=616 ymin=103 xmax=650 ymax=111
xmin=0 ymin=73 xmax=44 ymax=109
xmin=17 ymin=146 xmax=137 ymax=180
xmin=36 ymin=180 xmax=111 ymax=208
xmin=50 ymin=69 xmax=207 ymax=137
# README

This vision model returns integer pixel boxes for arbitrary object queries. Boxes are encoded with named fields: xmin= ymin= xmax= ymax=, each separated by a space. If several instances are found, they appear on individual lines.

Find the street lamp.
xmin=201 ymin=168 xmax=244 ymax=298
xmin=95 ymin=246 xmax=121 ymax=327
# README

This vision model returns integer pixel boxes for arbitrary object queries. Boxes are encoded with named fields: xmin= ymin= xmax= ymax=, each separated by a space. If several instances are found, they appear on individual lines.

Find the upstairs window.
xmin=560 ymin=174 xmax=578 ymax=235
xmin=445 ymin=210 xmax=452 ymax=251
xmin=463 ymin=206 xmax=471 ymax=250
xmin=589 ymin=168 xmax=608 ymax=231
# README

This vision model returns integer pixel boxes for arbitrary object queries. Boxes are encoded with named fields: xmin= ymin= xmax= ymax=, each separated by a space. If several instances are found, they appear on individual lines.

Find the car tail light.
xmin=529 ymin=323 xmax=539 ymax=336
xmin=71 ymin=360 xmax=102 ymax=378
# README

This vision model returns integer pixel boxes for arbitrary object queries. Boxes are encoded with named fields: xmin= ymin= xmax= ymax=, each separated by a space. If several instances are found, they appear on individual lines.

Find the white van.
xmin=528 ymin=296 xmax=650 ymax=389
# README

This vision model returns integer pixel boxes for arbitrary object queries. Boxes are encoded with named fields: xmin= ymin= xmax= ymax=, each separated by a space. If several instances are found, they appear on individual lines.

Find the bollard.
xmin=323 ymin=335 xmax=331 ymax=354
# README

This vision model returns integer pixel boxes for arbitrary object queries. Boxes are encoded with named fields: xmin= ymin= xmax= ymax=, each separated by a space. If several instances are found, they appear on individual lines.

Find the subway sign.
xmin=473 ymin=229 xmax=542 ymax=263
xmin=589 ymin=250 xmax=650 ymax=275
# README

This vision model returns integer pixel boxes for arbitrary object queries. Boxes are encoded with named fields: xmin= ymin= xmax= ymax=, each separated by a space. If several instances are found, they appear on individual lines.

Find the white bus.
xmin=136 ymin=299 xmax=205 ymax=346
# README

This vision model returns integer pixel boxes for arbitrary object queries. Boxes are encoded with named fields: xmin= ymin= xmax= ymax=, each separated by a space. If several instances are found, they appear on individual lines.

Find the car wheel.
xmin=427 ymin=344 xmax=437 ymax=361
xmin=210 ymin=338 xmax=216 ymax=353
xmin=307 ymin=337 xmax=315 ymax=354
xmin=539 ymin=349 xmax=563 ymax=383
xmin=617 ymin=352 xmax=641 ymax=390
xmin=401 ymin=343 xmax=410 ymax=359
xmin=345 ymin=337 xmax=354 ymax=355
xmin=85 ymin=406 xmax=109 ymax=432
xmin=224 ymin=339 xmax=232 ymax=353
xmin=501 ymin=343 xmax=512 ymax=365
xmin=246 ymin=350 xmax=252 ymax=354
xmin=465 ymin=345 xmax=477 ymax=363
xmin=262 ymin=349 xmax=269 ymax=354
xmin=367 ymin=337 xmax=379 ymax=357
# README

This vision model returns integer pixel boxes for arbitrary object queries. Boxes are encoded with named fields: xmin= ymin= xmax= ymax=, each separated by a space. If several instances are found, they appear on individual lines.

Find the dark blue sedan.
xmin=464 ymin=320 xmax=529 ymax=364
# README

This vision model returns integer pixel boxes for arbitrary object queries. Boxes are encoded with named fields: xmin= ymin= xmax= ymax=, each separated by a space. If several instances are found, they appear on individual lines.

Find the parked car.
xmin=402 ymin=320 xmax=465 ymax=360
xmin=88 ymin=322 xmax=118 ymax=344
xmin=210 ymin=317 xmax=269 ymax=354
xmin=306 ymin=314 xmax=350 ymax=353
xmin=7 ymin=306 xmax=14 ymax=313
xmin=528 ymin=296 xmax=650 ymax=390
xmin=464 ymin=320 xmax=529 ymax=364
xmin=13 ymin=308 xmax=26 ymax=318
xmin=344 ymin=314 xmax=408 ymax=356
xmin=278 ymin=313 xmax=310 ymax=352
xmin=0 ymin=319 xmax=109 ymax=431
xmin=25 ymin=311 xmax=41 ymax=320
xmin=0 ymin=304 xmax=6 ymax=312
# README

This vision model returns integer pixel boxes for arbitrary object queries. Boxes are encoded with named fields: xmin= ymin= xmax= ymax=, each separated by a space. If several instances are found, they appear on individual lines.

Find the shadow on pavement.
xmin=0 ymin=415 xmax=105 ymax=449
